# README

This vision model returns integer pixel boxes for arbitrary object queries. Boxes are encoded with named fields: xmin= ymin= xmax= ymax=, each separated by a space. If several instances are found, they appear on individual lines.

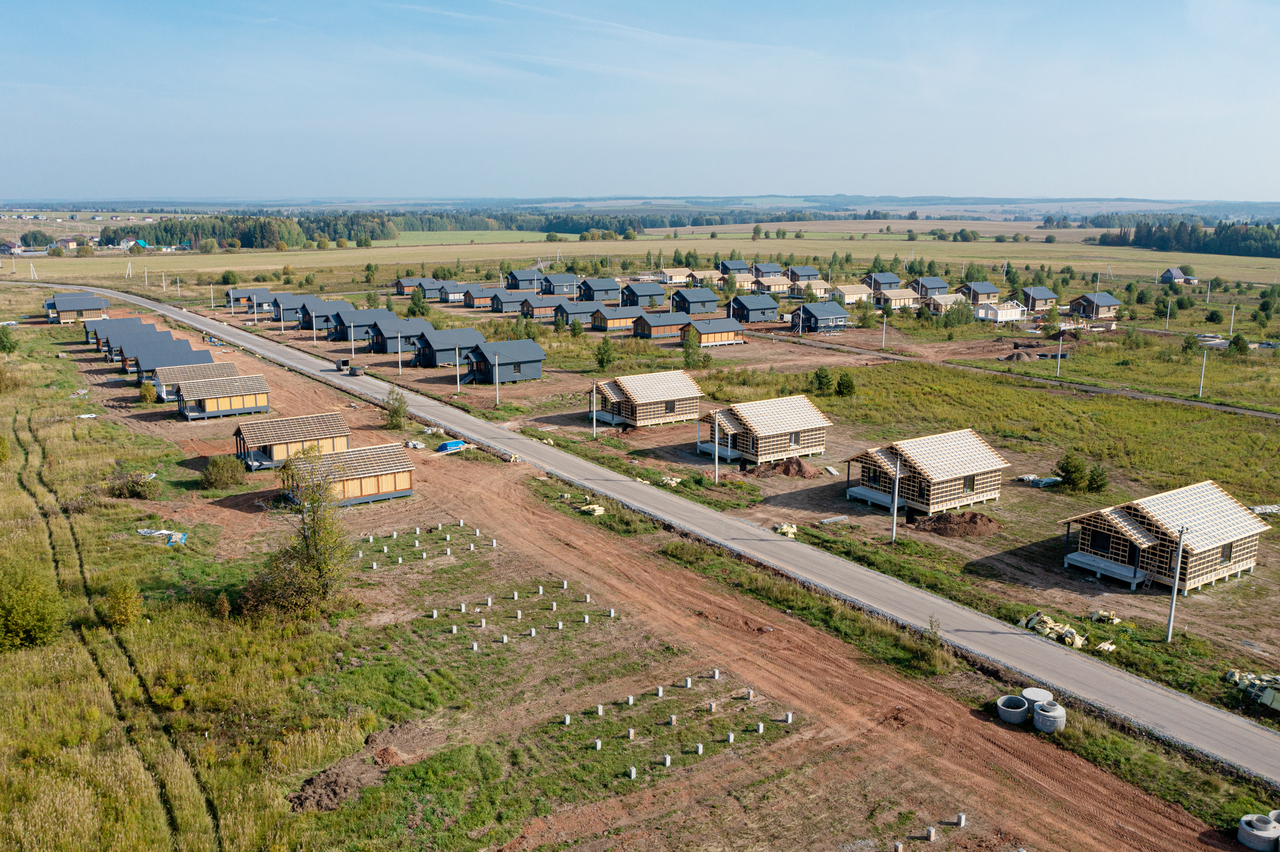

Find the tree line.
xmin=98 ymin=216 xmax=307 ymax=249
xmin=1097 ymin=219 xmax=1280 ymax=258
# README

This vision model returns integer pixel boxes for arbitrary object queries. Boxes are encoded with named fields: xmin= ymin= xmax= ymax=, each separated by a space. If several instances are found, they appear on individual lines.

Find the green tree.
xmin=365 ymin=291 xmax=379 ymax=309
xmin=554 ymin=315 xmax=567 ymax=334
xmin=0 ymin=564 xmax=66 ymax=651
xmin=595 ymin=336 xmax=616 ymax=372
xmin=1086 ymin=464 xmax=1108 ymax=493
xmin=0 ymin=326 xmax=17 ymax=358
xmin=383 ymin=387 xmax=409 ymax=430
xmin=1053 ymin=451 xmax=1088 ymax=492
xmin=723 ymin=274 xmax=737 ymax=298
xmin=1206 ymin=309 xmax=1224 ymax=324
xmin=803 ymin=285 xmax=819 ymax=303
xmin=199 ymin=238 xmax=217 ymax=254
xmin=244 ymin=446 xmax=352 ymax=617
xmin=835 ymin=371 xmax=855 ymax=397
xmin=385 ymin=294 xmax=396 ymax=315
xmin=813 ymin=366 xmax=834 ymax=395
xmin=682 ymin=329 xmax=699 ymax=369
xmin=220 ymin=270 xmax=240 ymax=288
xmin=407 ymin=288 xmax=428 ymax=318
xmin=570 ymin=318 xmax=584 ymax=338
xmin=752 ymin=224 xmax=763 ymax=240
xmin=1227 ymin=333 xmax=1250 ymax=356
xmin=19 ymin=230 xmax=54 ymax=247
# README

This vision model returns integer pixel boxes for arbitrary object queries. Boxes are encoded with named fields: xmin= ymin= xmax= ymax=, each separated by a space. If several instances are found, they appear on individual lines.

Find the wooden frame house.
xmin=958 ymin=281 xmax=999 ymax=305
xmin=657 ymin=267 xmax=692 ymax=285
xmin=437 ymin=281 xmax=470 ymax=303
xmin=578 ymin=278 xmax=620 ymax=302
xmin=753 ymin=276 xmax=790 ymax=296
xmin=788 ymin=279 xmax=829 ymax=300
xmin=790 ymin=302 xmax=848 ymax=332
xmin=234 ymin=412 xmax=351 ymax=470
xmin=153 ymin=361 xmax=238 ymax=401
xmin=1160 ymin=267 xmax=1199 ymax=287
xmin=287 ymin=443 xmax=415 ymax=507
xmin=1070 ymin=292 xmax=1121 ymax=320
xmin=592 ymin=306 xmax=646 ymax=332
xmin=873 ymin=288 xmax=920 ymax=311
xmin=506 ymin=268 xmax=540 ymax=290
xmin=176 ymin=374 xmax=270 ymax=421
xmin=975 ymin=300 xmax=1027 ymax=323
xmin=685 ymin=317 xmax=745 ymax=347
xmin=633 ymin=311 xmax=692 ymax=339
xmin=786 ymin=265 xmax=821 ymax=283
xmin=671 ymin=288 xmax=719 ymax=315
xmin=593 ymin=370 xmax=704 ymax=427
xmin=925 ymin=293 xmax=969 ymax=315
xmin=464 ymin=285 xmax=498 ymax=309
xmin=621 ymin=282 xmax=667 ymax=308
xmin=908 ymin=277 xmax=949 ymax=299
xmin=718 ymin=259 xmax=750 ymax=278
xmin=395 ymin=277 xmax=433 ymax=295
xmin=750 ymin=262 xmax=783 ymax=279
xmin=1061 ymin=481 xmax=1270 ymax=592
xmin=413 ymin=328 xmax=486 ymax=367
xmin=696 ymin=395 xmax=831 ymax=464
xmin=1021 ymin=286 xmax=1058 ymax=312
xmin=687 ymin=269 xmax=724 ymax=289
xmin=842 ymin=429 xmax=1009 ymax=515
xmin=272 ymin=294 xmax=327 ymax=325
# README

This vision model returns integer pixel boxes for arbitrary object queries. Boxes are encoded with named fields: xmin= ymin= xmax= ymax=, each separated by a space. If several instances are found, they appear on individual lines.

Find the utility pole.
xmin=1056 ymin=334 xmax=1064 ymax=378
xmin=714 ymin=418 xmax=719 ymax=484
xmin=1206 ymin=278 xmax=1212 ymax=303
xmin=1198 ymin=349 xmax=1207 ymax=397
xmin=495 ymin=356 xmax=500 ymax=406
xmin=890 ymin=456 xmax=902 ymax=543
xmin=1229 ymin=304 xmax=1236 ymax=335
xmin=1165 ymin=298 xmax=1171 ymax=330
xmin=397 ymin=333 xmax=402 ymax=375
xmin=591 ymin=382 xmax=597 ymax=438
xmin=210 ymin=282 xmax=214 ymax=309
xmin=1166 ymin=527 xmax=1187 ymax=642
xmin=881 ymin=311 xmax=887 ymax=349
xmin=455 ymin=346 xmax=460 ymax=392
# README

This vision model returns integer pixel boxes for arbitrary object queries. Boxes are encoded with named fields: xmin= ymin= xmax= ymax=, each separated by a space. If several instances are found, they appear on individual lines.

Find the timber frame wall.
xmin=852 ymin=460 xmax=1002 ymax=514
xmin=236 ymin=433 xmax=350 ymax=464
xmin=1074 ymin=511 xmax=1262 ymax=591
xmin=602 ymin=396 xmax=700 ymax=428
xmin=331 ymin=470 xmax=413 ymax=506
xmin=179 ymin=392 xmax=269 ymax=421
xmin=735 ymin=427 xmax=826 ymax=464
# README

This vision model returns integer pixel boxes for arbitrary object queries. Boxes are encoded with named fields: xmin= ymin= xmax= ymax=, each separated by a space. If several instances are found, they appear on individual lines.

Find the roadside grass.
xmin=954 ymin=336 xmax=1280 ymax=413
xmin=520 ymin=427 xmax=763 ymax=512
xmin=700 ymin=361 xmax=1280 ymax=501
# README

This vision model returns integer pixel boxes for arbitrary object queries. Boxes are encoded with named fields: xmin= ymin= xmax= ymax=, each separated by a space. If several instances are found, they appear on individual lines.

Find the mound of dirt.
xmin=913 ymin=511 xmax=1002 ymax=538
xmin=287 ymin=758 xmax=384 ymax=812
xmin=999 ymin=351 xmax=1037 ymax=362
xmin=374 ymin=746 xmax=407 ymax=767
xmin=745 ymin=458 xmax=823 ymax=479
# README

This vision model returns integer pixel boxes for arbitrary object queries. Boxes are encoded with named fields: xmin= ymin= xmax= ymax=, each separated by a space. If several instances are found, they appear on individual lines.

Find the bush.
xmin=1044 ymin=234 xmax=1057 ymax=243
xmin=835 ymin=371 xmax=855 ymax=397
xmin=1054 ymin=451 xmax=1088 ymax=492
xmin=384 ymin=387 xmax=409 ymax=430
xmin=138 ymin=382 xmax=157 ymax=404
xmin=108 ymin=471 xmax=160 ymax=500
xmin=0 ymin=434 xmax=8 ymax=465
xmin=0 ymin=566 xmax=66 ymax=651
xmin=104 ymin=581 xmax=143 ymax=628
xmin=812 ymin=366 xmax=834 ymax=395
xmin=201 ymin=455 xmax=245 ymax=490
xmin=1206 ymin=309 xmax=1224 ymax=324
xmin=1227 ymin=334 xmax=1250 ymax=357
xmin=1086 ymin=464 xmax=1108 ymax=493
xmin=199 ymin=239 xmax=217 ymax=254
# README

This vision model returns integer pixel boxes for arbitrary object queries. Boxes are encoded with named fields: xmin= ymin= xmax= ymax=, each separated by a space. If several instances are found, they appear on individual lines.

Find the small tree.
xmin=199 ymin=238 xmax=217 ymax=254
xmin=0 ymin=326 xmax=18 ymax=358
xmin=383 ymin=387 xmax=409 ymax=430
xmin=1054 ymin=451 xmax=1088 ymax=491
xmin=569 ymin=318 xmax=584 ymax=338
xmin=104 ymin=580 xmax=144 ymax=628
xmin=407 ymin=288 xmax=428 ymax=318
xmin=682 ymin=330 xmax=699 ymax=369
xmin=385 ymin=294 xmax=396 ymax=315
xmin=803 ymin=285 xmax=819 ymax=303
xmin=835 ymin=371 xmax=855 ymax=397
xmin=365 ymin=291 xmax=379 ymax=309
xmin=554 ymin=315 xmax=567 ymax=334
xmin=201 ymin=455 xmax=246 ymax=490
xmin=1206 ymin=309 xmax=1224 ymax=324
xmin=220 ymin=270 xmax=240 ymax=288
xmin=0 ymin=565 xmax=66 ymax=650
xmin=1227 ymin=333 xmax=1250 ymax=357
xmin=813 ymin=366 xmax=835 ymax=395
xmin=595 ymin=336 xmax=616 ymax=372
xmin=138 ymin=382 xmax=157 ymax=404
xmin=724 ymin=273 xmax=737 ymax=298
xmin=1086 ymin=464 xmax=1108 ymax=493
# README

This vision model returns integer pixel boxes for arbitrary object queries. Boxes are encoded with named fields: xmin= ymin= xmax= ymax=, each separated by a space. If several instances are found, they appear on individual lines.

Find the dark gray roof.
xmin=580 ymin=277 xmax=619 ymax=290
xmin=508 ymin=269 xmax=540 ymax=281
xmin=557 ymin=300 xmax=605 ymax=316
xmin=1022 ymin=286 xmax=1058 ymax=300
xmin=135 ymin=342 xmax=215 ymax=373
xmin=85 ymin=316 xmax=143 ymax=335
xmin=594 ymin=306 xmax=647 ymax=319
xmin=272 ymin=294 xmax=327 ymax=311
xmin=789 ymin=265 xmax=820 ymax=277
xmin=225 ymin=287 xmax=272 ymax=300
xmin=961 ymin=281 xmax=999 ymax=294
xmin=624 ymin=281 xmax=666 ymax=297
xmin=439 ymin=281 xmax=470 ymax=294
xmin=866 ymin=272 xmax=901 ymax=286
xmin=1079 ymin=292 xmax=1122 ymax=307
xmin=912 ymin=276 xmax=948 ymax=291
xmin=420 ymin=327 xmax=486 ymax=350
xmin=395 ymin=277 xmax=435 ymax=287
xmin=674 ymin=288 xmax=718 ymax=304
xmin=416 ymin=279 xmax=449 ymax=294
xmin=335 ymin=308 xmax=397 ymax=326
xmin=522 ymin=296 xmax=571 ymax=310
xmin=637 ymin=311 xmax=693 ymax=327
xmin=302 ymin=299 xmax=352 ymax=317
xmin=753 ymin=262 xmax=783 ymax=274
xmin=720 ymin=260 xmax=750 ymax=273
xmin=470 ymin=339 xmax=546 ymax=364
xmin=373 ymin=317 xmax=435 ymax=338
xmin=794 ymin=302 xmax=850 ymax=319
xmin=49 ymin=293 xmax=110 ymax=311
xmin=492 ymin=291 xmax=527 ymax=305
xmin=464 ymin=284 xmax=500 ymax=296
xmin=542 ymin=273 xmax=579 ymax=286
xmin=731 ymin=294 xmax=779 ymax=311
xmin=110 ymin=330 xmax=175 ymax=353
xmin=689 ymin=318 xmax=744 ymax=334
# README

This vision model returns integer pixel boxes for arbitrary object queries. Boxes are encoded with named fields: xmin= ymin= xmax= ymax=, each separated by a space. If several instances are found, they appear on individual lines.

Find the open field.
xmin=4 ymin=299 xmax=1270 ymax=849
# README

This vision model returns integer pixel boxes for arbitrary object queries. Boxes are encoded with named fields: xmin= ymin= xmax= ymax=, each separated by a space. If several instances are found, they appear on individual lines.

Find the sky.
xmin=5 ymin=0 xmax=1280 ymax=203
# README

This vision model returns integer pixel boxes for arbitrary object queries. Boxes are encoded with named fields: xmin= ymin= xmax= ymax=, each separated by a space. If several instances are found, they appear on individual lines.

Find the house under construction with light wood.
xmin=593 ymin=370 xmax=704 ymax=428
xmin=153 ymin=361 xmax=238 ymax=401
xmin=842 ymin=429 xmax=1010 ymax=515
xmin=175 ymin=374 xmax=270 ymax=421
xmin=234 ymin=412 xmax=351 ymax=470
xmin=1060 ymin=481 xmax=1270 ymax=592
xmin=696 ymin=395 xmax=831 ymax=464
xmin=286 ymin=443 xmax=415 ymax=507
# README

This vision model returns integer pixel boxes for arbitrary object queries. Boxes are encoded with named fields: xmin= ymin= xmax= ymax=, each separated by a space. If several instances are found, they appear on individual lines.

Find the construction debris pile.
xmin=743 ymin=458 xmax=823 ymax=479
xmin=774 ymin=523 xmax=797 ymax=539
xmin=913 ymin=511 xmax=1002 ymax=538
xmin=1018 ymin=610 xmax=1117 ymax=653
xmin=1225 ymin=671 xmax=1280 ymax=711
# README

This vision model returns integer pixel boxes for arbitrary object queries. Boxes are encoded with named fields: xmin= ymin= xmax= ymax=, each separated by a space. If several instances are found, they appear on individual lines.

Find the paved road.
xmin=745 ymin=330 xmax=1280 ymax=422
xmin=61 ymin=286 xmax=1280 ymax=785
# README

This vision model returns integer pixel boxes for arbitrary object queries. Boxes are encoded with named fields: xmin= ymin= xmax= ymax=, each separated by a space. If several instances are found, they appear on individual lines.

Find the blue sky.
xmin=6 ymin=0 xmax=1279 ymax=202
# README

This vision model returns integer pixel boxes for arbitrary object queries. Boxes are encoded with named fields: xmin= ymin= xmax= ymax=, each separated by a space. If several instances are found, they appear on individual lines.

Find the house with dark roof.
xmin=751 ymin=262 xmax=783 ymax=279
xmin=234 ymin=412 xmax=351 ymax=470
xmin=633 ymin=311 xmax=692 ymax=339
xmin=861 ymin=272 xmax=901 ymax=291
xmin=300 ymin=300 xmax=352 ymax=331
xmin=1160 ymin=267 xmax=1199 ymax=287
xmin=1070 ymin=292 xmax=1121 ymax=319
xmin=790 ymin=302 xmax=849 ymax=333
xmin=728 ymin=294 xmax=780 ymax=324
xmin=489 ymin=291 xmax=526 ymax=313
xmin=718 ymin=259 xmax=750 ymax=277
xmin=621 ymin=281 xmax=667 ymax=307
xmin=464 ymin=285 xmax=500 ymax=309
xmin=107 ymin=330 xmax=175 ymax=366
xmin=957 ymin=281 xmax=1000 ymax=305
xmin=132 ymin=342 xmax=214 ymax=384
xmin=671 ymin=288 xmax=719 ymax=315
xmin=272 ymin=294 xmax=327 ymax=325
xmin=331 ymin=308 xmax=397 ymax=342
xmin=521 ymin=296 xmax=569 ymax=320
xmin=506 ymin=268 xmax=540 ymax=290
xmin=908 ymin=277 xmax=949 ymax=299
xmin=370 ymin=317 xmax=435 ymax=354
xmin=436 ymin=281 xmax=470 ymax=303
xmin=224 ymin=287 xmax=272 ymax=310
xmin=578 ymin=278 xmax=620 ymax=302
xmin=394 ymin=276 xmax=433 ymax=295
xmin=176 ymin=374 xmax=270 ymax=421
xmin=786 ymin=265 xmax=820 ymax=283
xmin=413 ymin=328 xmax=486 ymax=367
xmin=540 ymin=273 xmax=578 ymax=296
xmin=592 ymin=305 xmax=647 ymax=332
xmin=45 ymin=292 xmax=109 ymax=324
xmin=554 ymin=301 xmax=604 ymax=326
xmin=463 ymin=339 xmax=546 ymax=384
xmin=685 ymin=317 xmax=745 ymax=347
xmin=84 ymin=316 xmax=144 ymax=347
xmin=416 ymin=279 xmax=449 ymax=301
xmin=1021 ymin=286 xmax=1058 ymax=312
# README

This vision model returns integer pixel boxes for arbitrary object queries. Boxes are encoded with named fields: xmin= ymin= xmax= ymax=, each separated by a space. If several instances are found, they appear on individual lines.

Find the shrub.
xmin=813 ymin=366 xmax=835 ymax=395
xmin=1086 ymin=464 xmax=1108 ymax=493
xmin=104 ymin=580 xmax=143 ymax=628
xmin=201 ymin=455 xmax=245 ymax=490
xmin=384 ymin=387 xmax=409 ymax=430
xmin=1044 ymin=234 xmax=1057 ymax=243
xmin=570 ymin=318 xmax=584 ymax=338
xmin=1206 ymin=309 xmax=1224 ymax=324
xmin=1054 ymin=451 xmax=1088 ymax=491
xmin=138 ymin=382 xmax=157 ymax=404
xmin=108 ymin=471 xmax=160 ymax=500
xmin=835 ymin=371 xmax=855 ymax=397
xmin=0 ymin=566 xmax=66 ymax=651
xmin=1227 ymin=334 xmax=1250 ymax=357
xmin=214 ymin=592 xmax=231 ymax=620
xmin=0 ymin=325 xmax=17 ymax=356
xmin=0 ymin=434 xmax=8 ymax=464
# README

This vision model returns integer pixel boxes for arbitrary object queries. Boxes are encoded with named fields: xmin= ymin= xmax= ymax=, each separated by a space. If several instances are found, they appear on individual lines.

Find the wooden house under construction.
xmin=1061 ymin=481 xmax=1270 ymax=592
xmin=696 ymin=395 xmax=831 ymax=464
xmin=841 ymin=429 xmax=1010 ymax=515
xmin=175 ymin=374 xmax=270 ymax=421
xmin=285 ymin=443 xmax=415 ymax=507
xmin=234 ymin=412 xmax=351 ymax=470
xmin=593 ymin=370 xmax=704 ymax=428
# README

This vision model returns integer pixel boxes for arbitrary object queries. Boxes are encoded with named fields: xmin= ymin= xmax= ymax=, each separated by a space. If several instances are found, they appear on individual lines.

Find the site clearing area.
xmin=1 ymin=220 xmax=1279 ymax=852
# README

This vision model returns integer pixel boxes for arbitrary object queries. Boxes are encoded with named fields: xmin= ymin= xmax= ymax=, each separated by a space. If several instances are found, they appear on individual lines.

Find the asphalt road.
xmin=59 ymin=286 xmax=1280 ymax=785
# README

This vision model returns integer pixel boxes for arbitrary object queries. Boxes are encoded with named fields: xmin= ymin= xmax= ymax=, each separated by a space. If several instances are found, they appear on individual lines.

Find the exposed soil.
xmin=737 ymin=457 xmax=824 ymax=479
xmin=913 ymin=510 xmax=1003 ymax=538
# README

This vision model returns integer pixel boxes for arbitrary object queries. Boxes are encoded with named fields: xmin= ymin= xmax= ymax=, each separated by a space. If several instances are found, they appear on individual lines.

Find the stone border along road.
xmin=56 ymin=285 xmax=1280 ymax=787
xmin=743 ymin=329 xmax=1280 ymax=422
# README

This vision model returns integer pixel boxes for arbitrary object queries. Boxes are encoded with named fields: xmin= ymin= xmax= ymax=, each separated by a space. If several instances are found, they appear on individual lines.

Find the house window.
xmin=665 ymin=400 xmax=676 ymax=414
xmin=865 ymin=468 xmax=881 ymax=487
xmin=1089 ymin=530 xmax=1113 ymax=557
xmin=962 ymin=475 xmax=976 ymax=494
xmin=512 ymin=362 xmax=521 ymax=375
xmin=789 ymin=432 xmax=801 ymax=447
xmin=1221 ymin=542 xmax=1234 ymax=564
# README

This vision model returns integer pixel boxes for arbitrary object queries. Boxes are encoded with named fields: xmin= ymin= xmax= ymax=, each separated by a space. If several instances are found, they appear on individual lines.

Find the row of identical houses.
xmin=853 ymin=273 xmax=1123 ymax=322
